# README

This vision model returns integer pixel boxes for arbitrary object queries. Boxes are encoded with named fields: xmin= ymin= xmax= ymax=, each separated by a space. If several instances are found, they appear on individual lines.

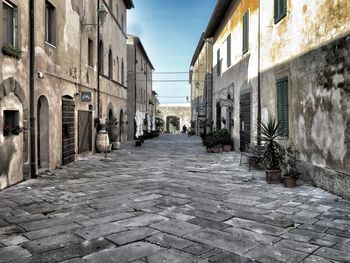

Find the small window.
xmin=88 ymin=38 xmax=93 ymax=67
xmin=227 ymin=34 xmax=231 ymax=67
xmin=3 ymin=0 xmax=18 ymax=46
xmin=45 ymin=1 xmax=56 ymax=45
xmin=108 ymin=49 xmax=113 ymax=79
xmin=277 ymin=77 xmax=289 ymax=137
xmin=243 ymin=11 xmax=249 ymax=54
xmin=116 ymin=57 xmax=119 ymax=81
xmin=121 ymin=60 xmax=124 ymax=85
xmin=3 ymin=110 xmax=20 ymax=136
xmin=109 ymin=0 xmax=113 ymax=12
xmin=99 ymin=40 xmax=104 ymax=74
xmin=217 ymin=49 xmax=221 ymax=76
xmin=274 ymin=0 xmax=287 ymax=24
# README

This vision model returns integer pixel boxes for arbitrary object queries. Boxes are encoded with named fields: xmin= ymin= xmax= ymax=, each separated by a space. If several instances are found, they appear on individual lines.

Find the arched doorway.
xmin=108 ymin=108 xmax=113 ymax=120
xmin=119 ymin=109 xmax=124 ymax=141
xmin=62 ymin=96 xmax=75 ymax=165
xmin=37 ymin=96 xmax=49 ymax=169
xmin=166 ymin=116 xmax=180 ymax=133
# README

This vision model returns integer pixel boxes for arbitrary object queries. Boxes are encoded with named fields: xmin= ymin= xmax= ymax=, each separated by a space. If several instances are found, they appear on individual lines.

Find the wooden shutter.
xmin=277 ymin=77 xmax=289 ymax=136
xmin=227 ymin=34 xmax=231 ymax=67
xmin=217 ymin=49 xmax=221 ymax=75
xmin=3 ymin=3 xmax=14 ymax=45
xmin=243 ymin=11 xmax=249 ymax=53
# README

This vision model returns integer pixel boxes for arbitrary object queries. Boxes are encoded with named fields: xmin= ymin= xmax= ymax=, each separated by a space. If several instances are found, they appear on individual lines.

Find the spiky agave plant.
xmin=261 ymin=117 xmax=285 ymax=170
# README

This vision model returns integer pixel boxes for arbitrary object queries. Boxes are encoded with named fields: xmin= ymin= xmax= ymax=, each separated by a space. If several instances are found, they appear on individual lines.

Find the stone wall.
xmin=159 ymin=104 xmax=191 ymax=133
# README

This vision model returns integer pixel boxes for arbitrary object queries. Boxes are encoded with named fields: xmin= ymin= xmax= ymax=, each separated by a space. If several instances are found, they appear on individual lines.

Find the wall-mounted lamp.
xmin=82 ymin=6 xmax=108 ymax=27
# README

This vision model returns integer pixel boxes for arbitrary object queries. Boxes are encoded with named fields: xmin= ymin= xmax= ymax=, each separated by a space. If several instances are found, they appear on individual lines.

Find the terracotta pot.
xmin=212 ymin=146 xmax=222 ymax=153
xmin=96 ymin=132 xmax=110 ymax=152
xmin=283 ymin=176 xmax=297 ymax=188
xmin=223 ymin=145 xmax=232 ymax=152
xmin=206 ymin=148 xmax=213 ymax=153
xmin=265 ymin=169 xmax=282 ymax=184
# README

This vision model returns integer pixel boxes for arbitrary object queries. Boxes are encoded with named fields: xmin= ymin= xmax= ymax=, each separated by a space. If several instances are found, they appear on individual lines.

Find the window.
xmin=98 ymin=40 xmax=104 ymax=74
xmin=108 ymin=49 xmax=113 ymax=79
xmin=216 ymin=49 xmax=221 ymax=75
xmin=274 ymin=0 xmax=287 ymax=24
xmin=116 ymin=57 xmax=119 ymax=81
xmin=88 ymin=39 xmax=93 ymax=67
xmin=243 ymin=11 xmax=249 ymax=54
xmin=276 ymin=77 xmax=289 ymax=137
xmin=3 ymin=110 xmax=19 ymax=136
xmin=121 ymin=60 xmax=124 ymax=85
xmin=45 ymin=1 xmax=56 ymax=45
xmin=122 ymin=15 xmax=124 ymax=31
xmin=3 ymin=0 xmax=17 ymax=46
xmin=227 ymin=34 xmax=231 ymax=67
xmin=109 ymin=0 xmax=113 ymax=11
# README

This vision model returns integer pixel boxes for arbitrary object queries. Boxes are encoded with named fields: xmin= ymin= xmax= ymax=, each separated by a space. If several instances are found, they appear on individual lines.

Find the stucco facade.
xmin=259 ymin=0 xmax=350 ymax=199
xmin=194 ymin=0 xmax=350 ymax=199
xmin=127 ymin=35 xmax=154 ymax=139
xmin=190 ymin=33 xmax=213 ymax=136
xmin=0 ymin=0 xmax=133 ymax=189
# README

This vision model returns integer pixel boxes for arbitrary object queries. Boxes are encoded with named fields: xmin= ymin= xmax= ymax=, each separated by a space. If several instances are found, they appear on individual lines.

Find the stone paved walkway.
xmin=0 ymin=134 xmax=350 ymax=263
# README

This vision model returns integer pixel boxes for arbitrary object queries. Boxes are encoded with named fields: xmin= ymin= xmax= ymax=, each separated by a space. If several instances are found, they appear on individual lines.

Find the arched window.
xmin=98 ymin=40 xmax=104 ymax=74
xmin=108 ymin=49 xmax=113 ymax=79
xmin=121 ymin=59 xmax=124 ymax=86
xmin=116 ymin=57 xmax=120 ymax=82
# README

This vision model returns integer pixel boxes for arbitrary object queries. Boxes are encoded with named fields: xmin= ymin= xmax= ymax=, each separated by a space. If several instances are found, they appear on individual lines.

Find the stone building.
xmin=193 ymin=0 xmax=350 ymax=199
xmin=189 ymin=33 xmax=213 ymax=136
xmin=127 ymin=35 xmax=154 ymax=139
xmin=0 ymin=0 xmax=133 ymax=189
xmin=159 ymin=104 xmax=191 ymax=133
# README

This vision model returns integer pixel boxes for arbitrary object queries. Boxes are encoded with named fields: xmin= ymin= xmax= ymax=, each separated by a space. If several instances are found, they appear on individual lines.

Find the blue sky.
xmin=127 ymin=0 xmax=216 ymax=105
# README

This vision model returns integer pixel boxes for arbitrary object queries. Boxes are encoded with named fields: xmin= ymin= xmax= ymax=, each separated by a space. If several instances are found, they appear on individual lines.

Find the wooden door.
xmin=240 ymin=92 xmax=251 ymax=151
xmin=62 ymin=97 xmax=75 ymax=165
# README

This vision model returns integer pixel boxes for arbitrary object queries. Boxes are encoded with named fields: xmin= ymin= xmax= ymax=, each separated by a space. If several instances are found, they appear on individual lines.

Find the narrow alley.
xmin=0 ymin=134 xmax=349 ymax=263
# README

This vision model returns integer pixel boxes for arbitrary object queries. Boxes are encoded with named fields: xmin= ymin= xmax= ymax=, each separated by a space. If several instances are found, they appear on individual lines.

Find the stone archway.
xmin=0 ymin=77 xmax=28 ymax=189
xmin=37 ymin=96 xmax=49 ymax=169
xmin=166 ymin=116 xmax=180 ymax=133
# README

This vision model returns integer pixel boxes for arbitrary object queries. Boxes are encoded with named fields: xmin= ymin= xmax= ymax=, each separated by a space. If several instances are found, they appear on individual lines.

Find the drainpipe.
xmin=97 ymin=0 xmax=101 ymax=118
xmin=29 ymin=0 xmax=37 ymax=178
xmin=257 ymin=0 xmax=262 ymax=145
xmin=133 ymin=43 xmax=137 ymax=139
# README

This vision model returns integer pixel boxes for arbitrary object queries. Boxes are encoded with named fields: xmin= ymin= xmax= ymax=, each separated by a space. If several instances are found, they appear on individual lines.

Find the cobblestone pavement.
xmin=0 ymin=134 xmax=350 ymax=263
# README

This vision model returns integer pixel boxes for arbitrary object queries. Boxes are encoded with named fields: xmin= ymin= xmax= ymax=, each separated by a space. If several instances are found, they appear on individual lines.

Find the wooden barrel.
xmin=96 ymin=131 xmax=110 ymax=152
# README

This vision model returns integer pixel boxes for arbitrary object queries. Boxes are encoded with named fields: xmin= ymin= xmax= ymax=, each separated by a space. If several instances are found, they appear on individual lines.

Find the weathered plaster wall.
xmin=260 ymin=0 xmax=350 ymax=198
xmin=260 ymin=0 xmax=350 ymax=71
xmin=126 ymin=36 xmax=153 ymax=139
xmin=0 ymin=94 xmax=23 ymax=189
xmin=0 ymin=0 xmax=30 ymax=188
xmin=159 ymin=104 xmax=191 ymax=132
xmin=211 ymin=0 xmax=259 ymax=149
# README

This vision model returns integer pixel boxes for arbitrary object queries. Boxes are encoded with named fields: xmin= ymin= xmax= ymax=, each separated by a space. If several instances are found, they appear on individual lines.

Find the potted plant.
xmin=261 ymin=117 xmax=285 ymax=183
xmin=282 ymin=142 xmax=300 ymax=188
xmin=106 ymin=117 xmax=119 ymax=150
xmin=2 ymin=44 xmax=23 ymax=59
xmin=202 ymin=133 xmax=221 ymax=153
xmin=217 ymin=129 xmax=233 ymax=152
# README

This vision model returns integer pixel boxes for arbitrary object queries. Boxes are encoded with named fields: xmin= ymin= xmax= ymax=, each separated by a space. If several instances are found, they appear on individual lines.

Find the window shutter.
xmin=274 ymin=0 xmax=278 ymax=19
xmin=217 ymin=49 xmax=221 ymax=75
xmin=243 ymin=11 xmax=249 ymax=53
xmin=227 ymin=34 xmax=231 ymax=67
xmin=277 ymin=78 xmax=289 ymax=136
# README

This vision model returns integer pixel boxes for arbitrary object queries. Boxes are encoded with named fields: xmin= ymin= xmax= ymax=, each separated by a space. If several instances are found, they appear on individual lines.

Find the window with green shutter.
xmin=274 ymin=0 xmax=287 ymax=24
xmin=243 ymin=11 xmax=249 ymax=54
xmin=217 ymin=48 xmax=221 ymax=76
xmin=227 ymin=34 xmax=231 ymax=67
xmin=276 ymin=77 xmax=289 ymax=137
